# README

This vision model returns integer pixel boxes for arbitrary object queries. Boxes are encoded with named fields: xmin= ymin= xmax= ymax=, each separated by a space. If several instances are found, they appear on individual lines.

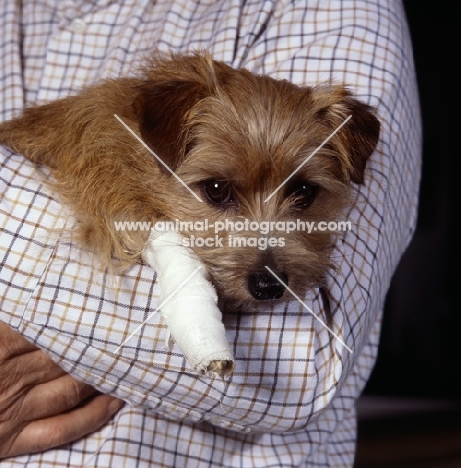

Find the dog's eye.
xmin=288 ymin=181 xmax=318 ymax=208
xmin=202 ymin=180 xmax=236 ymax=205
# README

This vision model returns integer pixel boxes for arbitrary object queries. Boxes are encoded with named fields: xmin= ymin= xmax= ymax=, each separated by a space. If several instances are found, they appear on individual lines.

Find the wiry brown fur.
xmin=0 ymin=52 xmax=380 ymax=312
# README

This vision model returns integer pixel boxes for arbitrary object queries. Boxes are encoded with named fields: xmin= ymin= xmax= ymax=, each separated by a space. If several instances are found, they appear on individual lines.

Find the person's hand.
xmin=0 ymin=321 xmax=124 ymax=458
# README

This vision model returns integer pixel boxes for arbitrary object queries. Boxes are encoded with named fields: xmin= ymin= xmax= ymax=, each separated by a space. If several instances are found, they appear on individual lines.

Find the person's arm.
xmin=0 ymin=322 xmax=123 ymax=458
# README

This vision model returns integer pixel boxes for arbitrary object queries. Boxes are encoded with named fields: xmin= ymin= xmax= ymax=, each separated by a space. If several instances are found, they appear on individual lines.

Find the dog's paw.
xmin=202 ymin=359 xmax=235 ymax=379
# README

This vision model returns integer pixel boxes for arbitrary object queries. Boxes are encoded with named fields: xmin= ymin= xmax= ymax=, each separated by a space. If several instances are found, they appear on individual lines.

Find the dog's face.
xmin=132 ymin=54 xmax=380 ymax=310
xmin=0 ymin=52 xmax=380 ymax=311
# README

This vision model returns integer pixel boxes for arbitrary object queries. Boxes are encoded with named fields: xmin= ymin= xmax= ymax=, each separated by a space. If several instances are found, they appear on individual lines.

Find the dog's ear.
xmin=132 ymin=79 xmax=206 ymax=172
xmin=314 ymin=86 xmax=380 ymax=184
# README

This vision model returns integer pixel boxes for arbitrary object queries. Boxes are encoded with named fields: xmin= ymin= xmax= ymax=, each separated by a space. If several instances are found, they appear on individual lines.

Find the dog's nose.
xmin=248 ymin=271 xmax=288 ymax=300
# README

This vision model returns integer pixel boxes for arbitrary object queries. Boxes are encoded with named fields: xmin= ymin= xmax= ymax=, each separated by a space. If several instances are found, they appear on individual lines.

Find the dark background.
xmin=364 ymin=0 xmax=459 ymax=400
xmin=355 ymin=2 xmax=460 ymax=467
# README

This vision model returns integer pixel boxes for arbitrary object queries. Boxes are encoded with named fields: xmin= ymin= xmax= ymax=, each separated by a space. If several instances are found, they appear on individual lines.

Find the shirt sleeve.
xmin=0 ymin=0 xmax=421 ymax=466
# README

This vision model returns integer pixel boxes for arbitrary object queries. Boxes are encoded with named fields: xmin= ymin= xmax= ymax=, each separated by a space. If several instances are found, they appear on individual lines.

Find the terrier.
xmin=0 ymin=52 xmax=380 ymax=375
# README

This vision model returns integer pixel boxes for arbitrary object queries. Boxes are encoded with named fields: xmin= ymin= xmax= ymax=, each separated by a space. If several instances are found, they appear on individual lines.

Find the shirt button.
xmin=69 ymin=18 xmax=87 ymax=33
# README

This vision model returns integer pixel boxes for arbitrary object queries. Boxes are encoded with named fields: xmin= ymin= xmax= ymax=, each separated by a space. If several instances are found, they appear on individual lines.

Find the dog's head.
xmin=133 ymin=53 xmax=380 ymax=309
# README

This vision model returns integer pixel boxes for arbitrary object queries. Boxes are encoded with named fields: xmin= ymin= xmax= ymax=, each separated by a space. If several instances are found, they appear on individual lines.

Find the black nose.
xmin=248 ymin=271 xmax=288 ymax=300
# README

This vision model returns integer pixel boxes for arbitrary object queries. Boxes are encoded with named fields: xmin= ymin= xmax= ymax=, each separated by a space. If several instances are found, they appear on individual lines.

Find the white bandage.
xmin=142 ymin=229 xmax=234 ymax=377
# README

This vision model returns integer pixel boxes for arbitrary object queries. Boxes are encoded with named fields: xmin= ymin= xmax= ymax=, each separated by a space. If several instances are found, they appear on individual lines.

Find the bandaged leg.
xmin=142 ymin=229 xmax=234 ymax=378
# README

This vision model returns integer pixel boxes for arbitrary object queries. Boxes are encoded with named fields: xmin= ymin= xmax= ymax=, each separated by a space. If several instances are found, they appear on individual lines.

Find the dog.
xmin=0 ymin=51 xmax=380 ymax=345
